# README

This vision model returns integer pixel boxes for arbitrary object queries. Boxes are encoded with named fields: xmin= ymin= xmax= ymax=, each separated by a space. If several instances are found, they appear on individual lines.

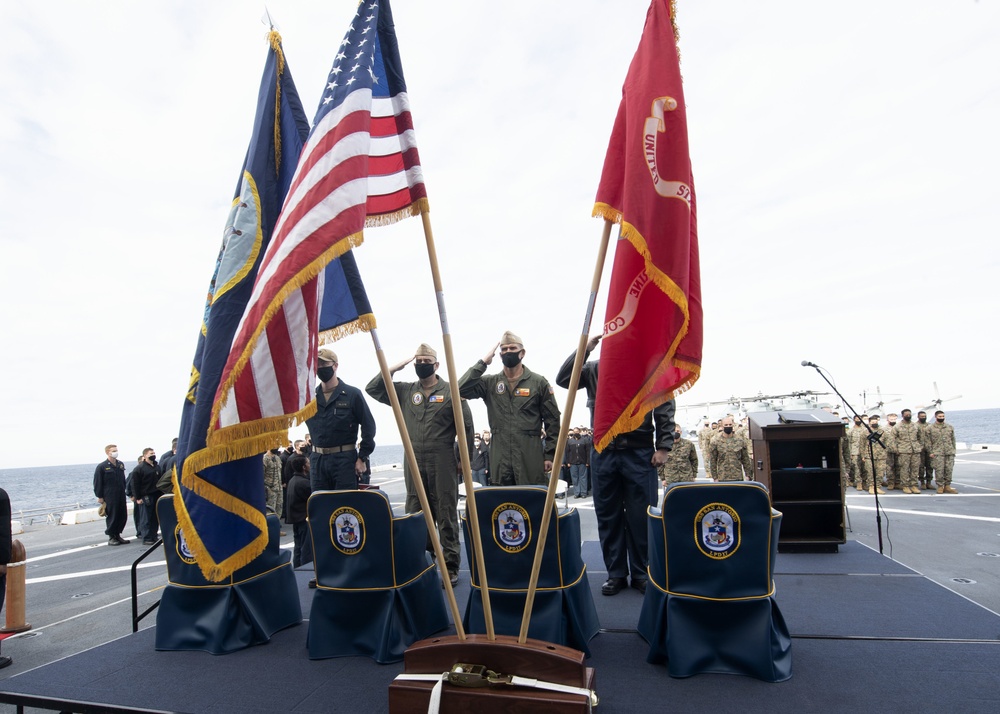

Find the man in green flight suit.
xmin=459 ymin=331 xmax=561 ymax=486
xmin=366 ymin=343 xmax=474 ymax=586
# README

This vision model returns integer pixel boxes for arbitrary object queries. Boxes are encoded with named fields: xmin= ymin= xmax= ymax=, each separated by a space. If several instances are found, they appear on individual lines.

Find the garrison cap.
xmin=501 ymin=330 xmax=523 ymax=348
xmin=317 ymin=348 xmax=338 ymax=364
xmin=414 ymin=343 xmax=437 ymax=359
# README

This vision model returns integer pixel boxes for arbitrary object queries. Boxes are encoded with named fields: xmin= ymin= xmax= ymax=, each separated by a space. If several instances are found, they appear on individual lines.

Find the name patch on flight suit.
xmin=493 ymin=503 xmax=531 ymax=553
xmin=515 ymin=388 xmax=531 ymax=397
xmin=331 ymin=507 xmax=365 ymax=555
xmin=412 ymin=393 xmax=423 ymax=405
xmin=429 ymin=395 xmax=444 ymax=403
xmin=334 ymin=400 xmax=350 ymax=409
xmin=174 ymin=525 xmax=197 ymax=565
xmin=694 ymin=503 xmax=740 ymax=559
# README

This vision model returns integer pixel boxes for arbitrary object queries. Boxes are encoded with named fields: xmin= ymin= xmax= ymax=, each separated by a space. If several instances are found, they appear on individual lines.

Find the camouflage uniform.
xmin=697 ymin=427 xmax=715 ymax=480
xmin=849 ymin=424 xmax=866 ymax=489
xmin=916 ymin=419 xmax=932 ymax=489
xmin=708 ymin=432 xmax=753 ymax=482
xmin=925 ymin=421 xmax=957 ymax=491
xmin=884 ymin=423 xmax=899 ymax=489
xmin=459 ymin=360 xmax=561 ymax=486
xmin=262 ymin=450 xmax=283 ymax=516
xmin=888 ymin=419 xmax=924 ymax=492
xmin=858 ymin=426 xmax=887 ymax=491
xmin=839 ymin=429 xmax=852 ymax=492
xmin=659 ymin=436 xmax=699 ymax=484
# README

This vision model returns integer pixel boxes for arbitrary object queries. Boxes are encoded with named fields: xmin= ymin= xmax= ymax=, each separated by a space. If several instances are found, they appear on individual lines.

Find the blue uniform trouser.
xmin=570 ymin=464 xmax=589 ymax=497
xmin=309 ymin=450 xmax=359 ymax=492
xmin=292 ymin=520 xmax=313 ymax=567
xmin=591 ymin=446 xmax=657 ymax=582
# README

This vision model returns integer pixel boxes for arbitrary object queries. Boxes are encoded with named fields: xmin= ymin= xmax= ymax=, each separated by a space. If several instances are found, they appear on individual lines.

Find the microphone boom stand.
xmin=804 ymin=363 xmax=886 ymax=555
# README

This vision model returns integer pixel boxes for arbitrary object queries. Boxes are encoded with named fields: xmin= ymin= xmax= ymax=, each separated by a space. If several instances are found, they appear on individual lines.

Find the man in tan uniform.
xmin=659 ymin=426 xmax=699 ymax=485
xmin=708 ymin=416 xmax=753 ymax=482
xmin=888 ymin=409 xmax=924 ymax=494
xmin=926 ymin=411 xmax=958 ymax=494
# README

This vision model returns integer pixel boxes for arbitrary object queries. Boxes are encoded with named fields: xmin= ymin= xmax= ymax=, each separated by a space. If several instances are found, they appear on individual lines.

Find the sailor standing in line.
xmin=94 ymin=444 xmax=129 ymax=545
xmin=306 ymin=348 xmax=376 ymax=492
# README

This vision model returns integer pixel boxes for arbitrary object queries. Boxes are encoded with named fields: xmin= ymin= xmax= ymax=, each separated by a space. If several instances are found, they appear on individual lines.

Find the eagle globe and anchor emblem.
xmin=331 ymin=507 xmax=365 ymax=555
xmin=695 ymin=503 xmax=740 ymax=559
xmin=493 ymin=503 xmax=530 ymax=553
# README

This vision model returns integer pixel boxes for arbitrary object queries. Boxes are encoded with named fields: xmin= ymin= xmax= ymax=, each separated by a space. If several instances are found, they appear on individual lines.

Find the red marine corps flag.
xmin=592 ymin=0 xmax=702 ymax=452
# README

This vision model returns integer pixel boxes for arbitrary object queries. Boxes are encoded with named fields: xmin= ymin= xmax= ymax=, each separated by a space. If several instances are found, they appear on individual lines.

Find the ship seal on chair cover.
xmin=637 ymin=481 xmax=792 ymax=681
xmin=460 ymin=486 xmax=600 ymax=655
xmin=306 ymin=489 xmax=449 ymax=663
xmin=154 ymin=494 xmax=302 ymax=654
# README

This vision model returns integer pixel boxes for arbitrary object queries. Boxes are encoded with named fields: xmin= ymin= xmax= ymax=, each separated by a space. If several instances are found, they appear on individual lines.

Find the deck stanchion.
xmin=2 ymin=540 xmax=32 ymax=634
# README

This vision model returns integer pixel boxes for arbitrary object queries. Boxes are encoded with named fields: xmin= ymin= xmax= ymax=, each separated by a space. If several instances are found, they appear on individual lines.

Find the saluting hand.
xmin=390 ymin=356 xmax=414 ymax=374
xmin=482 ymin=341 xmax=501 ymax=365
xmin=587 ymin=335 xmax=602 ymax=352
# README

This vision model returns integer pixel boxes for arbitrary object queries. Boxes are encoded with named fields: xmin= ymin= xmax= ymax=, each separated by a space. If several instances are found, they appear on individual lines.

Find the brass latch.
xmin=447 ymin=663 xmax=512 ymax=688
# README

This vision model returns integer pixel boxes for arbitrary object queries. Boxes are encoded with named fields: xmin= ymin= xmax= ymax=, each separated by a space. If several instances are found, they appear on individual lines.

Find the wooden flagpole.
xmin=418 ymin=210 xmax=496 ymax=639
xmin=369 ymin=327 xmax=465 ymax=638
xmin=518 ymin=219 xmax=614 ymax=642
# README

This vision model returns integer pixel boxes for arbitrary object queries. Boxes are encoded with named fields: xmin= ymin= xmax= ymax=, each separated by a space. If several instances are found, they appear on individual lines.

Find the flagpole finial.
xmin=262 ymin=6 xmax=277 ymax=31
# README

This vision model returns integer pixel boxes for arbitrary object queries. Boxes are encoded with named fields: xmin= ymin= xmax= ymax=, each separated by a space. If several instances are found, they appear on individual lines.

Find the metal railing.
xmin=130 ymin=539 xmax=163 ymax=633
xmin=13 ymin=503 xmax=86 ymax=526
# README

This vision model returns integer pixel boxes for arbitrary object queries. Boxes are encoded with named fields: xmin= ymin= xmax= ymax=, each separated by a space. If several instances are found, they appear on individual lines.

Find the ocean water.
xmin=1 ymin=411 xmax=995 ymax=515
xmin=0 ymin=444 xmax=409 ymax=516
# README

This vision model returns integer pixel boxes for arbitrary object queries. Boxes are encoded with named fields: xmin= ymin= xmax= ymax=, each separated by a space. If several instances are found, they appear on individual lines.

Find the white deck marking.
xmin=848 ymin=505 xmax=1000 ymax=523
xmin=26 ymin=560 xmax=166 ymax=584
xmin=5 ymin=586 xmax=165 ymax=637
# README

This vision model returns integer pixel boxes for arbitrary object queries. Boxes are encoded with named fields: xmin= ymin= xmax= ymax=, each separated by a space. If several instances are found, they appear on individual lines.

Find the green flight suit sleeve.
xmin=458 ymin=360 xmax=489 ymax=400
xmin=365 ymin=372 xmax=392 ymax=406
xmin=539 ymin=378 xmax=562 ymax=461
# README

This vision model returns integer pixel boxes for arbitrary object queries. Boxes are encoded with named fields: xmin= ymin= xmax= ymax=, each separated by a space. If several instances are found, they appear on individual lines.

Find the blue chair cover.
xmin=306 ymin=490 xmax=449 ymax=663
xmin=154 ymin=494 xmax=302 ymax=654
xmin=637 ymin=482 xmax=792 ymax=681
xmin=460 ymin=486 xmax=599 ymax=655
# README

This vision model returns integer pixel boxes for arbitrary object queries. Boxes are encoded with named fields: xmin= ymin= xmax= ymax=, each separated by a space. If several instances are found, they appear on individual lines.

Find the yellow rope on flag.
xmin=268 ymin=30 xmax=286 ymax=176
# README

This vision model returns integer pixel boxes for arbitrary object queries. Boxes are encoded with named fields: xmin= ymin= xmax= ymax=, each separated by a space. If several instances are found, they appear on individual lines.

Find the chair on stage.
xmin=154 ymin=494 xmax=302 ymax=655
xmin=460 ymin=486 xmax=600 ymax=655
xmin=306 ymin=489 xmax=449 ymax=663
xmin=637 ymin=481 xmax=792 ymax=681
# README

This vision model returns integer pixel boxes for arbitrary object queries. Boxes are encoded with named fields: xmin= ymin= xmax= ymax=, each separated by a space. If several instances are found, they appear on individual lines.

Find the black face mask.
xmin=414 ymin=363 xmax=435 ymax=379
xmin=723 ymin=426 xmax=734 ymax=435
xmin=936 ymin=417 xmax=945 ymax=423
xmin=318 ymin=366 xmax=335 ymax=382
xmin=500 ymin=352 xmax=522 ymax=369
xmin=902 ymin=415 xmax=911 ymax=422
xmin=918 ymin=417 xmax=926 ymax=423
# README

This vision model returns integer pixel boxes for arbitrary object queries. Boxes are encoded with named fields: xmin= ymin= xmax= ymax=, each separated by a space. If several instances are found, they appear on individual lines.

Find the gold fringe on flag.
xmin=591 ymin=201 xmax=700 ymax=451
xmin=268 ymin=30 xmax=286 ymax=174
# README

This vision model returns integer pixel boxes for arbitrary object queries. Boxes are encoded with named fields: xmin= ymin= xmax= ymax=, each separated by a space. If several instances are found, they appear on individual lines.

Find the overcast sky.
xmin=1 ymin=0 xmax=997 ymax=469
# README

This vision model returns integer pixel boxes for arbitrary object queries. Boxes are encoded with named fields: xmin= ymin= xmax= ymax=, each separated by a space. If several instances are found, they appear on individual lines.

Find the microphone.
xmin=801 ymin=360 xmax=818 ymax=368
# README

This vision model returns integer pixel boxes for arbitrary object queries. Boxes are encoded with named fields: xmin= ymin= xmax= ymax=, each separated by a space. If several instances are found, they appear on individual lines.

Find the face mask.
xmin=936 ymin=417 xmax=945 ymax=422
xmin=870 ymin=423 xmax=879 ymax=429
xmin=918 ymin=417 xmax=926 ymax=423
xmin=723 ymin=426 xmax=734 ymax=435
xmin=317 ymin=366 xmax=335 ymax=382
xmin=854 ymin=421 xmax=861 ymax=426
xmin=902 ymin=415 xmax=911 ymax=422
xmin=500 ymin=352 xmax=522 ymax=369
xmin=474 ymin=440 xmax=480 ymax=447
xmin=110 ymin=451 xmax=119 ymax=459
xmin=148 ymin=456 xmax=157 ymax=463
xmin=888 ymin=421 xmax=896 ymax=427
xmin=414 ymin=363 xmax=435 ymax=379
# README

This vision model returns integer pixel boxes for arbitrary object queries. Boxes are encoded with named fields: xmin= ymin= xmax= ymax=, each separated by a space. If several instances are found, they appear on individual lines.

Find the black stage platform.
xmin=2 ymin=541 xmax=999 ymax=713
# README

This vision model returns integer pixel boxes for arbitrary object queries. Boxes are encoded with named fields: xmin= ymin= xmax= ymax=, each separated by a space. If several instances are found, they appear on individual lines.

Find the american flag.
xmin=210 ymin=0 xmax=426 ymax=441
